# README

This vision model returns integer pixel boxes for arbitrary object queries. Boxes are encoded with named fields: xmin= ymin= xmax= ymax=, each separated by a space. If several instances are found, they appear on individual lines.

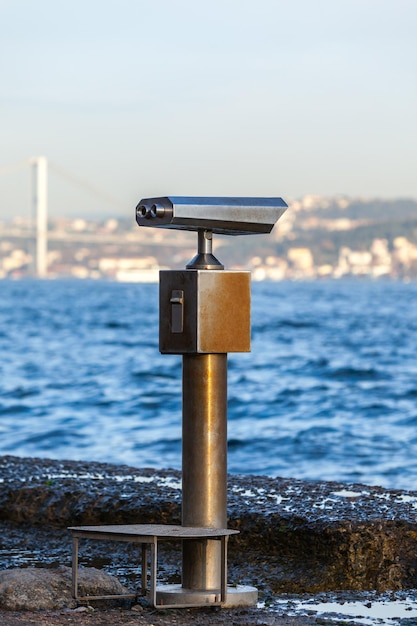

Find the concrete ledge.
xmin=1 ymin=455 xmax=417 ymax=593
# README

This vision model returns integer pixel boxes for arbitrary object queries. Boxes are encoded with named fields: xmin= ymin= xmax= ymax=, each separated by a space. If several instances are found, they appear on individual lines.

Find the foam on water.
xmin=269 ymin=596 xmax=417 ymax=625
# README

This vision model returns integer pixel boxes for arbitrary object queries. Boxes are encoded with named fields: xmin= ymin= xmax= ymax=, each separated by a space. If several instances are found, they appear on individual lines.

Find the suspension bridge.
xmin=0 ymin=157 xmax=125 ymax=278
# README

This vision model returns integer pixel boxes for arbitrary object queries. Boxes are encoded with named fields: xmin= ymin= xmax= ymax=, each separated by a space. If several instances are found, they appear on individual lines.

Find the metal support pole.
xmin=182 ymin=353 xmax=228 ymax=590
xmin=186 ymin=229 xmax=224 ymax=270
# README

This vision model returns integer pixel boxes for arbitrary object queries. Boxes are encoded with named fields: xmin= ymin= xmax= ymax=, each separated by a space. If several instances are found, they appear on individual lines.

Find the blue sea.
xmin=1 ymin=278 xmax=417 ymax=491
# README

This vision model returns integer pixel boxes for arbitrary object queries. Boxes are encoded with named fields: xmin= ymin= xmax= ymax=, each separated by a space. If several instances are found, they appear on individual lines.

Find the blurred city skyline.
xmin=1 ymin=0 xmax=417 ymax=219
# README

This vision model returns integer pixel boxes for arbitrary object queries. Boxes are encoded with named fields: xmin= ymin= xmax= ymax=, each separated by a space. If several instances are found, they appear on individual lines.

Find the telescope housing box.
xmin=160 ymin=270 xmax=251 ymax=354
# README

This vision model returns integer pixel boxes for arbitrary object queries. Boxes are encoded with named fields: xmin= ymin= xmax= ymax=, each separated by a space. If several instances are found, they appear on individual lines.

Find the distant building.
xmin=287 ymin=247 xmax=314 ymax=275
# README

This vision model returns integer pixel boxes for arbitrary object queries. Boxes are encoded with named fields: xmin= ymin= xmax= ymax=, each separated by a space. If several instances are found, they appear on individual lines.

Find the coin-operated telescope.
xmin=136 ymin=196 xmax=286 ymax=235
xmin=136 ymin=196 xmax=287 ymax=608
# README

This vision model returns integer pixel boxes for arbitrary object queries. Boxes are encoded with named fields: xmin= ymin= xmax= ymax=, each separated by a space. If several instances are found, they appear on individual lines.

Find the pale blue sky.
xmin=1 ymin=0 xmax=416 ymax=218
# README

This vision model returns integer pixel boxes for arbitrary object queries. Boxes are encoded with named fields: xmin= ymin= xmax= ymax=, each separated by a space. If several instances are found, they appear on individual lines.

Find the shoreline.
xmin=2 ymin=454 xmax=417 ymax=623
xmin=2 ymin=455 xmax=417 ymax=592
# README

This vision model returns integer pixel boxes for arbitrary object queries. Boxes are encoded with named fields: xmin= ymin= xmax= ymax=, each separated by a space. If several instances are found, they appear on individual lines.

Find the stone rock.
xmin=0 ymin=566 xmax=128 ymax=611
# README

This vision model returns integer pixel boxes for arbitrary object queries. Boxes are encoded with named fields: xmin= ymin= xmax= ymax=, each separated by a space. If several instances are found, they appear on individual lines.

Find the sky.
xmin=1 ymin=0 xmax=416 ymax=219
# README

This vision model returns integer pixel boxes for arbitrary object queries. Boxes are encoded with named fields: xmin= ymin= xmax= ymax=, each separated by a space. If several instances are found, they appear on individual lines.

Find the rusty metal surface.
xmin=159 ymin=270 xmax=250 ymax=354
xmin=198 ymin=271 xmax=250 ymax=353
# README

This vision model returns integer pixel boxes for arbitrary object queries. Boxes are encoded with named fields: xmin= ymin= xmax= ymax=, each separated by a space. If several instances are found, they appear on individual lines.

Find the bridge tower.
xmin=31 ymin=156 xmax=48 ymax=278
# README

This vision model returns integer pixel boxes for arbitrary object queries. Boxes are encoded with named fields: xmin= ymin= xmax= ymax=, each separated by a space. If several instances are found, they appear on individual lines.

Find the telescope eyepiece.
xmin=136 ymin=204 xmax=150 ymax=219
xmin=136 ymin=201 xmax=170 ymax=221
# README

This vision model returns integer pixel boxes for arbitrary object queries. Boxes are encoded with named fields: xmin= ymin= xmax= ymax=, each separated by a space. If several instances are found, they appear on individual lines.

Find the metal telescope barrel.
xmin=135 ymin=196 xmax=288 ymax=235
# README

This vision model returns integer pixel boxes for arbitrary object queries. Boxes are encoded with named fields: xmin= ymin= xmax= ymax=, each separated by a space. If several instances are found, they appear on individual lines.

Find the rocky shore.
xmin=1 ymin=455 xmax=417 ymax=624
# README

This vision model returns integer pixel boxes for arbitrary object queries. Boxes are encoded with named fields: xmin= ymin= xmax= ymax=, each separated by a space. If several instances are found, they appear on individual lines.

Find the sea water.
xmin=1 ymin=278 xmax=417 ymax=490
